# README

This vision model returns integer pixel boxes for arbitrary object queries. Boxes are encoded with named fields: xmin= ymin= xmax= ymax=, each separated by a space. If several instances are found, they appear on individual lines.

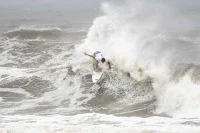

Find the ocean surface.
xmin=0 ymin=0 xmax=200 ymax=132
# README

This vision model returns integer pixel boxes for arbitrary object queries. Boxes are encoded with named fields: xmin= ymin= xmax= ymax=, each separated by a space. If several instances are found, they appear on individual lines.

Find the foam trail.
xmin=0 ymin=113 xmax=200 ymax=133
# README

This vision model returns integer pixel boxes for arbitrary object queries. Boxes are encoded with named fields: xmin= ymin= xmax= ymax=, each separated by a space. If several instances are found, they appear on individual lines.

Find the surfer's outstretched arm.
xmin=84 ymin=52 xmax=95 ymax=59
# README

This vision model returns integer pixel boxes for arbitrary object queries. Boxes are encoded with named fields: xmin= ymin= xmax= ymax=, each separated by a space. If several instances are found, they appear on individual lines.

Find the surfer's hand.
xmin=84 ymin=52 xmax=88 ymax=56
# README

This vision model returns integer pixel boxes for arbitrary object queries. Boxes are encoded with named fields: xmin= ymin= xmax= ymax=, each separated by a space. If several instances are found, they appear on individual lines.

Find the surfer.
xmin=84 ymin=51 xmax=111 ymax=72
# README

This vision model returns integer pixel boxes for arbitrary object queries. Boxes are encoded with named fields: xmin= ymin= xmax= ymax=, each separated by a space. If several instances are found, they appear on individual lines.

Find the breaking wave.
xmin=77 ymin=0 xmax=200 ymax=118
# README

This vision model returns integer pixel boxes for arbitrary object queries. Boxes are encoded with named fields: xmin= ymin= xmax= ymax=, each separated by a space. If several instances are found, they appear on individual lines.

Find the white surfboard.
xmin=92 ymin=70 xmax=103 ymax=83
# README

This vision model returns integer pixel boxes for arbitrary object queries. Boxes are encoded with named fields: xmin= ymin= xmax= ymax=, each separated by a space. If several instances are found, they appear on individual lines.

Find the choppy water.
xmin=0 ymin=0 xmax=200 ymax=133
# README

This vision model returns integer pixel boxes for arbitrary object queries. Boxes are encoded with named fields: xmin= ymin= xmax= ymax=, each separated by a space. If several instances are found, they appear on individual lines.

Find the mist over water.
xmin=0 ymin=0 xmax=200 ymax=132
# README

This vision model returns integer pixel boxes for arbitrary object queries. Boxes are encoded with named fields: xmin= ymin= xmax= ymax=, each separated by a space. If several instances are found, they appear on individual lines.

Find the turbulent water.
xmin=0 ymin=0 xmax=200 ymax=133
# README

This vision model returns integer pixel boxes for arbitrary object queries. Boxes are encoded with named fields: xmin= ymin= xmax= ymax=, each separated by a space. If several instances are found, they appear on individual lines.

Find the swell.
xmin=3 ymin=27 xmax=64 ymax=39
xmin=2 ymin=26 xmax=87 ymax=40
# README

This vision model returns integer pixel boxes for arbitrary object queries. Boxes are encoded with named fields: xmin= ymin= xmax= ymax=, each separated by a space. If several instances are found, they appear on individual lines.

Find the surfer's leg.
xmin=93 ymin=60 xmax=100 ymax=72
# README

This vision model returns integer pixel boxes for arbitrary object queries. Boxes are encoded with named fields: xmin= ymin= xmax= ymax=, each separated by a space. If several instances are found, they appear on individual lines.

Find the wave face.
xmin=79 ymin=0 xmax=200 ymax=118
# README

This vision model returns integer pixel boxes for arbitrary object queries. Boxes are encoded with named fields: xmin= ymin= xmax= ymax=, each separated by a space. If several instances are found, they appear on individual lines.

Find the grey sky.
xmin=0 ymin=0 xmax=106 ymax=9
xmin=0 ymin=0 xmax=111 ymax=22
xmin=1 ymin=0 xmax=200 ymax=28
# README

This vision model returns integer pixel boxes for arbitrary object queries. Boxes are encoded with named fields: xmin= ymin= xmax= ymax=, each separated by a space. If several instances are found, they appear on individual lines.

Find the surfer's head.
xmin=101 ymin=58 xmax=105 ymax=63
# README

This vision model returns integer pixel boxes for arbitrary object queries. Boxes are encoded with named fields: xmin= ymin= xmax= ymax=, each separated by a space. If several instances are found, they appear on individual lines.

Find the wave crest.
xmin=3 ymin=26 xmax=64 ymax=39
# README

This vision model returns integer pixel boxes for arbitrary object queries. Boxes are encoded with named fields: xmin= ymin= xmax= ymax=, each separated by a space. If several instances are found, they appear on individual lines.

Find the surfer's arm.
xmin=84 ymin=52 xmax=95 ymax=59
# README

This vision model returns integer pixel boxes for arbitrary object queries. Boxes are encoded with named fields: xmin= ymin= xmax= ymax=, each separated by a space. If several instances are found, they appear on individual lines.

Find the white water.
xmin=78 ymin=0 xmax=200 ymax=118
xmin=0 ymin=113 xmax=200 ymax=133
